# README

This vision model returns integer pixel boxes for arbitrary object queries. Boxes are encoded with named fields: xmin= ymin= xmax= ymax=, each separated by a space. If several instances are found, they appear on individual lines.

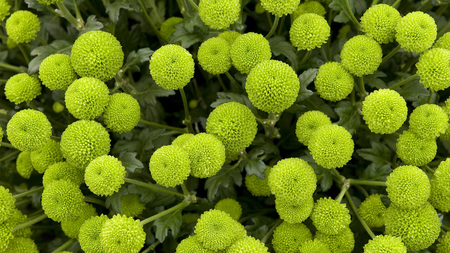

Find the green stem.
xmin=344 ymin=0 xmax=362 ymax=30
xmin=180 ymin=88 xmax=195 ymax=133
xmin=1 ymin=142 xmax=16 ymax=149
xmin=52 ymin=238 xmax=76 ymax=253
xmin=217 ymin=75 xmax=228 ymax=91
xmin=392 ymin=0 xmax=401 ymax=8
xmin=298 ymin=50 xmax=312 ymax=67
xmin=345 ymin=192 xmax=376 ymax=239
xmin=14 ymin=0 xmax=21 ymax=11
xmin=0 ymin=62 xmax=24 ymax=72
xmin=137 ymin=0 xmax=167 ymax=44
xmin=277 ymin=16 xmax=286 ymax=35
xmin=139 ymin=119 xmax=188 ymax=133
xmin=56 ymin=2 xmax=84 ymax=30
xmin=261 ymin=219 xmax=282 ymax=244
xmin=371 ymin=0 xmax=379 ymax=6
xmin=140 ymin=200 xmax=190 ymax=226
xmin=142 ymin=241 xmax=161 ymax=253
xmin=354 ymin=185 xmax=370 ymax=198
xmin=124 ymin=178 xmax=185 ymax=198
xmin=428 ymin=91 xmax=435 ymax=104
xmin=224 ymin=71 xmax=241 ymax=92
xmin=265 ymin=15 xmax=280 ymax=39
xmin=389 ymin=74 xmax=419 ymax=90
xmin=442 ymin=225 xmax=450 ymax=231
xmin=348 ymin=179 xmax=386 ymax=187
xmin=186 ymin=0 xmax=198 ymax=10
xmin=176 ymin=0 xmax=188 ymax=17
xmin=12 ymin=213 xmax=47 ymax=233
xmin=0 ymin=150 xmax=20 ymax=163
xmin=358 ymin=76 xmax=366 ymax=98
xmin=17 ymin=44 xmax=30 ymax=63
xmin=72 ymin=0 xmax=83 ymax=20
xmin=12 ymin=186 xmax=44 ymax=199
xmin=438 ymin=21 xmax=450 ymax=39
xmin=336 ymin=184 xmax=349 ymax=203
xmin=381 ymin=45 xmax=401 ymax=64
xmin=181 ymin=183 xmax=190 ymax=196
xmin=84 ymin=196 xmax=106 ymax=207
xmin=424 ymin=164 xmax=435 ymax=174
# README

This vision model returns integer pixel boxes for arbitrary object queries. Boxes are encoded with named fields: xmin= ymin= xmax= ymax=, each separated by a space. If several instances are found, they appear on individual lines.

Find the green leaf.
xmin=296 ymin=69 xmax=317 ymax=102
xmin=269 ymin=36 xmax=299 ymax=70
xmin=320 ymin=169 xmax=333 ymax=192
xmin=80 ymin=16 xmax=104 ymax=34
xmin=105 ymin=0 xmax=131 ymax=24
xmin=329 ymin=0 xmax=356 ymax=24
xmin=300 ymin=94 xmax=338 ymax=120
xmin=153 ymin=208 xmax=183 ymax=243
xmin=210 ymin=92 xmax=257 ymax=114
xmin=24 ymin=0 xmax=48 ymax=11
xmin=365 ymin=71 xmax=387 ymax=89
xmin=335 ymin=101 xmax=362 ymax=135
xmin=171 ymin=15 xmax=209 ymax=49
xmin=29 ymin=40 xmax=72 ymax=74
xmin=390 ymin=76 xmax=429 ymax=102
xmin=119 ymin=151 xmax=144 ymax=173
xmin=244 ymin=216 xmax=273 ymax=240
xmin=362 ymin=163 xmax=392 ymax=181
xmin=134 ymin=76 xmax=176 ymax=105
xmin=123 ymin=48 xmax=154 ymax=72
xmin=356 ymin=142 xmax=393 ymax=167
xmin=105 ymin=187 xmax=130 ymax=213
xmin=241 ymin=149 xmax=267 ymax=179
xmin=205 ymin=164 xmax=243 ymax=202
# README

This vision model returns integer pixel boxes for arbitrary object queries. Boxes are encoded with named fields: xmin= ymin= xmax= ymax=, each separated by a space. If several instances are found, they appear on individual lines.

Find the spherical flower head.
xmin=275 ymin=196 xmax=314 ymax=224
xmin=43 ymin=161 xmax=84 ymax=187
xmin=206 ymin=102 xmax=257 ymax=161
xmin=149 ymin=44 xmax=195 ymax=90
xmin=227 ymin=236 xmax=269 ymax=253
xmin=0 ymin=220 xmax=14 ymax=252
xmin=194 ymin=209 xmax=246 ymax=251
xmin=437 ymin=233 xmax=450 ymax=253
xmin=78 ymin=215 xmax=109 ymax=253
xmin=340 ymin=35 xmax=382 ymax=77
xmin=357 ymin=194 xmax=386 ymax=228
xmin=197 ymin=37 xmax=231 ymax=75
xmin=299 ymin=239 xmax=331 ymax=253
xmin=120 ymin=194 xmax=145 ymax=217
xmin=295 ymin=110 xmax=332 ymax=146
xmin=6 ymin=109 xmax=52 ymax=152
xmin=39 ymin=54 xmax=77 ymax=90
xmin=360 ymin=4 xmax=401 ymax=44
xmin=0 ymin=186 xmax=14 ymax=224
xmin=311 ymin=197 xmax=351 ymax=235
xmin=290 ymin=13 xmax=330 ymax=51
xmin=71 ymin=30 xmax=124 ymax=81
xmin=41 ymin=180 xmax=86 ymax=222
xmin=315 ymin=227 xmax=355 ymax=253
xmin=85 ymin=155 xmax=126 ymax=196
xmin=361 ymin=89 xmax=407 ymax=134
xmin=396 ymin=11 xmax=437 ymax=53
xmin=160 ymin=17 xmax=183 ymax=42
xmin=172 ymin=133 xmax=194 ymax=147
xmin=61 ymin=204 xmax=97 ymax=239
xmin=385 ymin=202 xmax=440 ymax=251
xmin=4 ymin=73 xmax=41 ymax=105
xmin=214 ymin=198 xmax=242 ymax=221
xmin=308 ymin=124 xmax=354 ymax=169
xmin=245 ymin=166 xmax=272 ymax=197
xmin=0 ymin=126 xmax=3 ymax=142
xmin=217 ymin=31 xmax=240 ymax=45
xmin=176 ymin=235 xmax=214 ymax=253
xmin=0 ymin=0 xmax=11 ymax=22
xmin=409 ymin=104 xmax=448 ymax=138
xmin=149 ymin=145 xmax=190 ymax=187
xmin=429 ymin=177 xmax=450 ymax=212
xmin=246 ymin=60 xmax=300 ymax=113
xmin=6 ymin=208 xmax=31 ymax=238
xmin=315 ymin=62 xmax=353 ymax=102
xmin=396 ymin=130 xmax=436 ymax=166
xmin=5 ymin=10 xmax=40 ymax=44
xmin=230 ymin=32 xmax=272 ymax=74
xmin=198 ymin=0 xmax=240 ymax=29
xmin=60 ymin=120 xmax=111 ymax=169
xmin=363 ymin=235 xmax=407 ymax=253
xmin=30 ymin=139 xmax=63 ymax=174
xmin=100 ymin=214 xmax=146 ymax=253
xmin=386 ymin=165 xmax=430 ymax=210
xmin=268 ymin=158 xmax=317 ymax=204
xmin=434 ymin=158 xmax=450 ymax=194
xmin=260 ymin=0 xmax=300 ymax=17
xmin=293 ymin=2 xmax=326 ymax=20
xmin=434 ymin=32 xmax=450 ymax=50
xmin=65 ymin=77 xmax=110 ymax=120
xmin=416 ymin=48 xmax=450 ymax=91
xmin=16 ymin=151 xmax=34 ymax=179
xmin=3 ymin=237 xmax=39 ymax=253
xmin=272 ymin=222 xmax=312 ymax=253
xmin=103 ymin=93 xmax=141 ymax=133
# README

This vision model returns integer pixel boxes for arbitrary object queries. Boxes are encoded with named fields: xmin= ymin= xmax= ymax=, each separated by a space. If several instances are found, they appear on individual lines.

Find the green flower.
xmin=78 ymin=215 xmax=109 ymax=253
xmin=227 ymin=236 xmax=269 ymax=253
xmin=4 ymin=73 xmax=41 ymax=105
xmin=3 ymin=237 xmax=39 ymax=253
xmin=15 ymin=151 xmax=34 ymax=179
xmin=214 ymin=198 xmax=242 ymax=221
xmin=290 ymin=13 xmax=330 ymax=51
xmin=272 ymin=222 xmax=312 ymax=253
xmin=275 ymin=196 xmax=314 ymax=224
xmin=217 ymin=31 xmax=241 ymax=45
xmin=197 ymin=37 xmax=231 ymax=75
xmin=311 ymin=197 xmax=351 ymax=235
xmin=5 ymin=10 xmax=40 ymax=43
xmin=358 ymin=194 xmax=386 ymax=228
xmin=61 ymin=204 xmax=97 ymax=239
xmin=299 ymin=239 xmax=331 ymax=253
xmin=434 ymin=32 xmax=450 ymax=50
xmin=176 ymin=235 xmax=214 ymax=253
xmin=245 ymin=166 xmax=272 ymax=197
xmin=103 ymin=93 xmax=141 ymax=134
xmin=293 ymin=2 xmax=326 ymax=20
xmin=43 ymin=161 xmax=84 ymax=187
xmin=360 ymin=4 xmax=402 ymax=44
xmin=85 ymin=155 xmax=126 ymax=196
xmin=39 ymin=54 xmax=77 ymax=90
xmin=315 ymin=227 xmax=355 ymax=253
xmin=395 ymin=11 xmax=437 ymax=53
xmin=149 ymin=145 xmax=191 ymax=187
xmin=315 ymin=62 xmax=354 ymax=102
xmin=416 ymin=48 xmax=450 ymax=91
xmin=230 ymin=33 xmax=272 ymax=74
xmin=260 ymin=0 xmax=300 ymax=17
xmin=396 ymin=130 xmax=436 ymax=167
xmin=340 ymin=35 xmax=382 ymax=77
xmin=409 ymin=104 xmax=448 ymax=138
xmin=198 ymin=0 xmax=240 ymax=29
xmin=0 ymin=0 xmax=11 ymax=22
xmin=160 ymin=17 xmax=183 ymax=42
xmin=0 ymin=186 xmax=15 ymax=224
xmin=30 ymin=139 xmax=64 ymax=174
xmin=100 ymin=215 xmax=146 ymax=253
xmin=120 ymin=194 xmax=145 ymax=217
xmin=296 ymin=110 xmax=332 ymax=146
xmin=437 ymin=233 xmax=450 ymax=253
xmin=363 ymin=235 xmax=407 ymax=253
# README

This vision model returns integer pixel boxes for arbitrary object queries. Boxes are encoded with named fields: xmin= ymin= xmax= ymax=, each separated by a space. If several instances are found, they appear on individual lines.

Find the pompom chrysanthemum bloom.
xmin=361 ymin=89 xmax=407 ymax=134
xmin=100 ymin=215 xmax=146 ymax=253
xmin=437 ymin=233 xmax=450 ymax=253
xmin=6 ymin=109 xmax=52 ymax=152
xmin=360 ymin=4 xmax=402 ymax=44
xmin=246 ymin=60 xmax=299 ymax=113
xmin=3 ymin=237 xmax=39 ymax=253
xmin=290 ymin=13 xmax=330 ymax=51
xmin=386 ymin=165 xmax=430 ymax=210
xmin=0 ymin=220 xmax=14 ymax=252
xmin=245 ymin=166 xmax=272 ymax=197
xmin=149 ymin=145 xmax=190 ymax=187
xmin=295 ymin=110 xmax=332 ymax=146
xmin=315 ymin=62 xmax=354 ymax=102
xmin=206 ymin=102 xmax=258 ymax=161
xmin=61 ymin=204 xmax=97 ymax=239
xmin=275 ymin=196 xmax=314 ymax=224
xmin=16 ymin=151 xmax=34 ymax=179
xmin=60 ymin=120 xmax=111 ymax=169
xmin=214 ymin=198 xmax=242 ymax=221
xmin=434 ymin=32 xmax=450 ymax=50
xmin=308 ymin=125 xmax=354 ymax=169
xmin=385 ymin=202 xmax=440 ymax=251
xmin=4 ymin=73 xmax=41 ymax=105
xmin=5 ymin=10 xmax=40 ymax=43
xmin=160 ymin=17 xmax=183 ymax=42
xmin=268 ymin=158 xmax=317 ymax=204
xmin=103 ymin=93 xmax=141 ymax=133
xmin=194 ymin=209 xmax=246 ymax=251
xmin=429 ymin=159 xmax=450 ymax=212
xmin=260 ymin=0 xmax=300 ymax=17
xmin=315 ymin=227 xmax=355 ymax=253
xmin=299 ymin=239 xmax=331 ymax=253
xmin=149 ymin=44 xmax=195 ymax=90
xmin=0 ymin=186 xmax=15 ymax=224
xmin=230 ymin=32 xmax=272 ymax=74
xmin=197 ymin=37 xmax=231 ymax=75
xmin=409 ymin=104 xmax=448 ymax=138
xmin=396 ymin=130 xmax=436 ymax=166
xmin=311 ymin=197 xmax=351 ymax=235
xmin=340 ymin=35 xmax=382 ymax=77
xmin=78 ymin=215 xmax=109 ymax=253
xmin=120 ymin=194 xmax=145 ymax=217
xmin=0 ymin=0 xmax=11 ymax=22
xmin=272 ymin=222 xmax=312 ymax=253
xmin=363 ymin=235 xmax=407 ymax=253
xmin=227 ymin=236 xmax=269 ymax=253
xmin=39 ymin=54 xmax=77 ymax=90
xmin=71 ymin=30 xmax=124 ymax=81
xmin=43 ymin=162 xmax=84 ymax=187
xmin=217 ymin=30 xmax=240 ymax=45
xmin=65 ymin=77 xmax=110 ymax=120
xmin=396 ymin=11 xmax=437 ymax=53
xmin=85 ymin=155 xmax=126 ymax=196
xmin=293 ymin=2 xmax=326 ymax=20
xmin=416 ymin=48 xmax=450 ymax=91
xmin=171 ymin=133 xmax=194 ymax=147
xmin=198 ymin=0 xmax=240 ymax=29
xmin=0 ymin=126 xmax=3 ymax=142
xmin=6 ymin=208 xmax=31 ymax=238
xmin=176 ymin=235 xmax=213 ymax=253
xmin=30 ymin=139 xmax=63 ymax=174
xmin=358 ymin=194 xmax=386 ymax=228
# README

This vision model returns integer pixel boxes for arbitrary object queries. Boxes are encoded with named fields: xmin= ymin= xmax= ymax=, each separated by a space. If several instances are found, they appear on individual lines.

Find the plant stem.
xmin=261 ymin=219 xmax=282 ymax=244
xmin=389 ymin=74 xmax=419 ymax=90
xmin=12 ymin=186 xmax=44 ymax=199
xmin=428 ymin=91 xmax=435 ymax=104
xmin=52 ymin=238 xmax=76 ymax=253
xmin=392 ymin=0 xmax=401 ymax=8
xmin=180 ymin=88 xmax=194 ymax=133
xmin=217 ymin=75 xmax=228 ymax=91
xmin=56 ymin=2 xmax=83 ymax=30
xmin=137 ymin=0 xmax=167 ymax=44
xmin=442 ymin=225 xmax=450 ymax=231
xmin=423 ymin=164 xmax=435 ymax=174
xmin=181 ymin=183 xmax=190 ymax=196
xmin=344 ymin=0 xmax=362 ymax=30
xmin=336 ymin=183 xmax=349 ymax=203
xmin=0 ymin=62 xmax=24 ymax=72
xmin=348 ymin=179 xmax=386 ymax=187
xmin=124 ymin=178 xmax=185 ymax=198
xmin=140 ymin=200 xmax=190 ymax=226
xmin=139 ymin=119 xmax=188 ymax=133
xmin=1 ymin=142 xmax=16 ymax=149
xmin=17 ymin=44 xmax=30 ymax=63
xmin=381 ymin=45 xmax=401 ymax=64
xmin=225 ymin=71 xmax=242 ymax=92
xmin=266 ymin=15 xmax=280 ymax=39
xmin=298 ymin=50 xmax=312 ymax=67
xmin=84 ymin=196 xmax=106 ymax=207
xmin=345 ymin=192 xmax=376 ymax=239
xmin=277 ymin=16 xmax=285 ymax=35
xmin=186 ymin=0 xmax=198 ymax=10
xmin=371 ymin=0 xmax=379 ymax=6
xmin=0 ymin=150 xmax=20 ymax=163
xmin=12 ymin=213 xmax=47 ymax=233
xmin=358 ymin=76 xmax=366 ymax=98
xmin=142 ymin=241 xmax=161 ymax=253
xmin=354 ymin=185 xmax=370 ymax=198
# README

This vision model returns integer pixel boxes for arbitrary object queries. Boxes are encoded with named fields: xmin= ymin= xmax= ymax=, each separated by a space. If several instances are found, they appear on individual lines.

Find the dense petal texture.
xmin=360 ymin=4 xmax=402 ymax=44
xmin=5 ymin=10 xmax=40 ymax=43
xmin=395 ymin=11 xmax=437 ymax=53
xmin=4 ymin=73 xmax=41 ymax=105
xmin=290 ymin=13 xmax=330 ymax=51
xmin=230 ymin=33 xmax=272 ymax=74
xmin=149 ymin=145 xmax=191 ymax=187
xmin=100 ymin=215 xmax=146 ymax=253
xmin=39 ymin=54 xmax=77 ymax=90
xmin=340 ymin=35 xmax=382 ymax=77
xmin=85 ymin=155 xmax=126 ymax=196
xmin=198 ymin=0 xmax=240 ymax=29
xmin=416 ymin=48 xmax=450 ymax=91
xmin=103 ymin=93 xmax=141 ymax=133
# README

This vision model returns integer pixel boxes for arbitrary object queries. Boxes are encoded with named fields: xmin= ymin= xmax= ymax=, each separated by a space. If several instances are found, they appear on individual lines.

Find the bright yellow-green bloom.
xmin=416 ymin=48 xmax=450 ymax=91
xmin=245 ymin=166 xmax=272 ymax=197
xmin=30 ymin=139 xmax=63 ymax=174
xmin=290 ymin=13 xmax=330 ymax=51
xmin=360 ymin=4 xmax=402 ymax=44
xmin=340 ymin=35 xmax=382 ymax=77
xmin=396 ymin=11 xmax=436 ymax=53
xmin=197 ymin=37 xmax=231 ymax=75
xmin=272 ymin=222 xmax=312 ymax=253
xmin=78 ymin=215 xmax=109 ymax=253
xmin=315 ymin=62 xmax=354 ymax=102
xmin=299 ymin=239 xmax=331 ymax=253
xmin=260 ymin=0 xmax=300 ymax=17
xmin=85 ymin=155 xmax=126 ymax=196
xmin=230 ymin=33 xmax=272 ymax=74
xmin=4 ymin=73 xmax=41 ymax=105
xmin=198 ymin=0 xmax=240 ymax=29
xmin=396 ymin=130 xmax=436 ymax=167
xmin=103 ymin=93 xmax=141 ymax=134
xmin=363 ymin=235 xmax=407 ymax=253
xmin=39 ymin=54 xmax=77 ymax=90
xmin=43 ymin=162 xmax=84 ymax=187
xmin=120 ymin=194 xmax=145 ymax=217
xmin=215 ymin=198 xmax=242 ymax=221
xmin=160 ymin=17 xmax=183 ymax=42
xmin=16 ymin=151 xmax=34 ymax=179
xmin=315 ymin=227 xmax=355 ymax=253
xmin=100 ymin=215 xmax=146 ymax=253
xmin=311 ymin=197 xmax=351 ymax=235
xmin=149 ymin=145 xmax=191 ymax=187
xmin=409 ymin=104 xmax=448 ymax=138
xmin=5 ymin=10 xmax=40 ymax=43
xmin=293 ymin=2 xmax=326 ymax=20
xmin=358 ymin=194 xmax=386 ymax=228
xmin=61 ymin=204 xmax=97 ymax=239
xmin=275 ymin=196 xmax=313 ymax=224
xmin=227 ymin=236 xmax=269 ymax=253
xmin=296 ymin=110 xmax=332 ymax=146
